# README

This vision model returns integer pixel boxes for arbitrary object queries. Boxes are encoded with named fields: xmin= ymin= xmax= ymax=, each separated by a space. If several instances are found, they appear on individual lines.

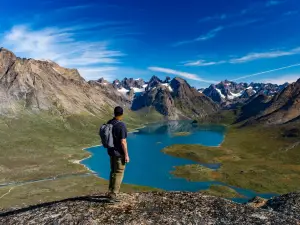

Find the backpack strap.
xmin=109 ymin=119 xmax=121 ymax=126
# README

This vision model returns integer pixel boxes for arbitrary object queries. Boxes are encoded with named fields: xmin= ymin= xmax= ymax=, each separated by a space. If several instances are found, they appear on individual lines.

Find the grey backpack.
xmin=99 ymin=121 xmax=119 ymax=148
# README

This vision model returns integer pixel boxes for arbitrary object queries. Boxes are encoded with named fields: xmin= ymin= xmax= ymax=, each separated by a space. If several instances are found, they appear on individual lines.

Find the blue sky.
xmin=0 ymin=0 xmax=300 ymax=88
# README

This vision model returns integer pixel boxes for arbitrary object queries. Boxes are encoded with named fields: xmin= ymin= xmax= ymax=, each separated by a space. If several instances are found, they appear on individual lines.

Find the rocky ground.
xmin=0 ymin=192 xmax=299 ymax=225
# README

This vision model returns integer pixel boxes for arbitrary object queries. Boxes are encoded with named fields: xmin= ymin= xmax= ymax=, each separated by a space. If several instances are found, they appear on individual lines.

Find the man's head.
xmin=114 ymin=106 xmax=124 ymax=119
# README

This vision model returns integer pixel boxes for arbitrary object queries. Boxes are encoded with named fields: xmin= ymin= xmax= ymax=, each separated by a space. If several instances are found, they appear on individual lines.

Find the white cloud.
xmin=78 ymin=67 xmax=118 ymax=80
xmin=198 ymin=14 xmax=227 ymax=23
xmin=148 ymin=67 xmax=216 ymax=83
xmin=233 ymin=63 xmax=300 ymax=81
xmin=260 ymin=74 xmax=300 ymax=84
xmin=230 ymin=47 xmax=300 ymax=63
xmin=195 ymin=26 xmax=224 ymax=41
xmin=185 ymin=47 xmax=300 ymax=67
xmin=183 ymin=60 xmax=225 ymax=67
xmin=0 ymin=25 xmax=123 ymax=80
xmin=55 ymin=4 xmax=94 ymax=12
xmin=173 ymin=27 xmax=223 ymax=46
xmin=173 ymin=19 xmax=259 ymax=47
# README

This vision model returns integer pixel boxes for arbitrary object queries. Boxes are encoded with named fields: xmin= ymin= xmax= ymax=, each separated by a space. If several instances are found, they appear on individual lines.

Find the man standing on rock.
xmin=106 ymin=106 xmax=130 ymax=201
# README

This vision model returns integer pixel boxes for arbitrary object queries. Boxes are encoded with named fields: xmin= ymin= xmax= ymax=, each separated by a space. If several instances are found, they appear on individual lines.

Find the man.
xmin=107 ymin=106 xmax=130 ymax=201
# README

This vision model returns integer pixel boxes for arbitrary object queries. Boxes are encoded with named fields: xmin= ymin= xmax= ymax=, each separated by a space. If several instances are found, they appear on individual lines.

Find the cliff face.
xmin=256 ymin=78 xmax=300 ymax=124
xmin=132 ymin=77 xmax=219 ymax=120
xmin=237 ymin=78 xmax=300 ymax=125
xmin=0 ymin=48 xmax=130 ymax=115
xmin=170 ymin=78 xmax=219 ymax=118
xmin=1 ymin=192 xmax=299 ymax=225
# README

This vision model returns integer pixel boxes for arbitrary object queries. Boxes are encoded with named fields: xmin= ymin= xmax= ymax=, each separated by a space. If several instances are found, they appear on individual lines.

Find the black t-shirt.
xmin=107 ymin=118 xmax=127 ymax=157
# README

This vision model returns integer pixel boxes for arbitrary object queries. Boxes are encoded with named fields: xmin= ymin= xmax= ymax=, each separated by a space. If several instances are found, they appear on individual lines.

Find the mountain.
xmin=113 ymin=77 xmax=147 ymax=93
xmin=237 ymin=78 xmax=300 ymax=125
xmin=132 ymin=76 xmax=219 ymax=120
xmin=0 ymin=48 xmax=218 ymax=120
xmin=1 ymin=192 xmax=300 ymax=224
xmin=203 ymin=80 xmax=288 ymax=108
xmin=0 ymin=48 xmax=130 ymax=116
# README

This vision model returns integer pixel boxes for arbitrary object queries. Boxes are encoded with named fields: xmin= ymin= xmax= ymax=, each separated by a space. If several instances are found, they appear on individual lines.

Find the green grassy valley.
xmin=0 ymin=109 xmax=162 ymax=209
xmin=163 ymin=121 xmax=300 ymax=196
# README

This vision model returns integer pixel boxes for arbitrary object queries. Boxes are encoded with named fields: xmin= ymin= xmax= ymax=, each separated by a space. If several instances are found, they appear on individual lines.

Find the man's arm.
xmin=121 ymin=139 xmax=130 ymax=163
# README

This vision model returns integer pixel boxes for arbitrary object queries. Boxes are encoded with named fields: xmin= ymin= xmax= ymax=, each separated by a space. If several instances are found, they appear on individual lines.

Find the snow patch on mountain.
xmin=215 ymin=88 xmax=226 ymax=99
xmin=118 ymin=87 xmax=129 ymax=93
xmin=161 ymin=83 xmax=173 ymax=92
xmin=132 ymin=87 xmax=145 ymax=93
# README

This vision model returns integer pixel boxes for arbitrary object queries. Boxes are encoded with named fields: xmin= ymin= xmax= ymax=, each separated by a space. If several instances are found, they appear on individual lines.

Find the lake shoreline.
xmin=79 ymin=122 xmax=230 ymax=193
xmin=78 ymin=122 xmax=281 ymax=202
xmin=74 ymin=124 xmax=148 ymax=177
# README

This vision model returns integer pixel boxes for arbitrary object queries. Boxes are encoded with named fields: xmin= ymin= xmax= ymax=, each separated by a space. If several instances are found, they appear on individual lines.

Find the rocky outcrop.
xmin=263 ymin=192 xmax=300 ymax=220
xmin=0 ymin=48 xmax=130 ymax=115
xmin=132 ymin=76 xmax=219 ymax=119
xmin=1 ymin=192 xmax=300 ymax=224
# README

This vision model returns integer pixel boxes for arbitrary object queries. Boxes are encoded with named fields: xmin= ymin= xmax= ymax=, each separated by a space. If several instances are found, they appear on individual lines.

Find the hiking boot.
xmin=107 ymin=192 xmax=121 ymax=203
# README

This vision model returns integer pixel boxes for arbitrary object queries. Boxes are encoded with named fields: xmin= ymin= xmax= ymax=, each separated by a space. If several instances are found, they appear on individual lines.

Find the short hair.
xmin=114 ymin=106 xmax=124 ymax=117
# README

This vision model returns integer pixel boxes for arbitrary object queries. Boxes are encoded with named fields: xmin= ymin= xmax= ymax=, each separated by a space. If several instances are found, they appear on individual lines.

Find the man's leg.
xmin=108 ymin=156 xmax=115 ymax=194
xmin=112 ymin=157 xmax=126 ymax=194
xmin=109 ymin=156 xmax=125 ymax=195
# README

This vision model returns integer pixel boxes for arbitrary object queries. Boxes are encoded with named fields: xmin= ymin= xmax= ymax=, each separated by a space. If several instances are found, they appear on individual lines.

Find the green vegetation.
xmin=172 ymin=132 xmax=191 ymax=137
xmin=198 ymin=109 xmax=239 ymax=125
xmin=201 ymin=185 xmax=244 ymax=198
xmin=0 ymin=175 xmax=159 ymax=209
xmin=0 ymin=109 xmax=162 ymax=209
xmin=163 ymin=124 xmax=300 ymax=194
xmin=172 ymin=165 xmax=215 ymax=181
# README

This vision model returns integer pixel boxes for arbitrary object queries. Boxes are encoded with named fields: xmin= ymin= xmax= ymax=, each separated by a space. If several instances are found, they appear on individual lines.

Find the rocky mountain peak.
xmin=0 ymin=48 xmax=17 ymax=79
xmin=0 ymin=48 xmax=131 ymax=115
xmin=170 ymin=77 xmax=197 ymax=99
xmin=97 ymin=77 xmax=109 ymax=84
xmin=113 ymin=77 xmax=145 ymax=90
xmin=147 ymin=75 xmax=163 ymax=90
xmin=132 ymin=75 xmax=219 ymax=119
xmin=202 ymin=79 xmax=289 ymax=109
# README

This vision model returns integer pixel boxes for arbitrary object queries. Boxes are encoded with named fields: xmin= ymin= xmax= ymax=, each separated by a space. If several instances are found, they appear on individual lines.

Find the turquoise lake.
xmin=82 ymin=121 xmax=276 ymax=202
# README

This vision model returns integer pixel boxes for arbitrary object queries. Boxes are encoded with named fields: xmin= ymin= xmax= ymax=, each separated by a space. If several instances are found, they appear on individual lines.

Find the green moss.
xmin=162 ymin=144 xmax=224 ymax=164
xmin=172 ymin=132 xmax=191 ymax=137
xmin=198 ymin=110 xmax=238 ymax=125
xmin=172 ymin=164 xmax=215 ymax=181
xmin=201 ymin=185 xmax=244 ymax=198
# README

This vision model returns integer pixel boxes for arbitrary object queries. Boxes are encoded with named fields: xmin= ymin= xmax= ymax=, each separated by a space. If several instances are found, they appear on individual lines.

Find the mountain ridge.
xmin=0 ymin=48 xmax=219 ymax=119
xmin=0 ymin=47 xmax=131 ymax=116
xmin=202 ymin=80 xmax=288 ymax=108
xmin=237 ymin=78 xmax=300 ymax=125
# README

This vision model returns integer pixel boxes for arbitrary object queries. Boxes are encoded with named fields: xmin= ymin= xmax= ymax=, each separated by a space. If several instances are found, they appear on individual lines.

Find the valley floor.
xmin=0 ymin=109 xmax=299 ymax=209
xmin=0 ymin=110 xmax=162 ymax=209
xmin=163 ymin=122 xmax=300 ymax=197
